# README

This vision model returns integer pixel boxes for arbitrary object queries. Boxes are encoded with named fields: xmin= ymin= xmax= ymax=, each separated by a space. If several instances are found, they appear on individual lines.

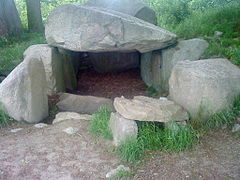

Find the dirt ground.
xmin=0 ymin=120 xmax=239 ymax=180
xmin=76 ymin=68 xmax=147 ymax=99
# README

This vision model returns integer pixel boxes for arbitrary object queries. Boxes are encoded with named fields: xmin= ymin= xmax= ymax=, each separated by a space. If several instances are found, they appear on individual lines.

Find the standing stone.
xmin=161 ymin=38 xmax=209 ymax=92
xmin=85 ymin=0 xmax=157 ymax=25
xmin=45 ymin=4 xmax=177 ymax=53
xmin=114 ymin=96 xmax=189 ymax=122
xmin=109 ymin=112 xmax=138 ymax=146
xmin=0 ymin=55 xmax=48 ymax=123
xmin=140 ymin=39 xmax=208 ymax=92
xmin=169 ymin=59 xmax=240 ymax=119
xmin=24 ymin=44 xmax=65 ymax=95
xmin=57 ymin=93 xmax=115 ymax=114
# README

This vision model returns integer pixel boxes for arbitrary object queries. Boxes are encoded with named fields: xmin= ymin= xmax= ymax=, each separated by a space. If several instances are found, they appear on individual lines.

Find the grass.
xmin=89 ymin=106 xmax=112 ymax=140
xmin=115 ymin=121 xmax=198 ymax=163
xmin=0 ymin=32 xmax=45 ymax=71
xmin=190 ymin=95 xmax=240 ymax=131
xmin=173 ymin=6 xmax=240 ymax=66
xmin=0 ymin=106 xmax=12 ymax=128
xmin=146 ymin=86 xmax=159 ymax=98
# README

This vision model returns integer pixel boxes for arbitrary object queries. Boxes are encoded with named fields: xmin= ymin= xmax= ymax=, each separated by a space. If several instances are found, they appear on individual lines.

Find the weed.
xmin=146 ymin=86 xmax=159 ymax=97
xmin=115 ymin=136 xmax=143 ymax=163
xmin=89 ymin=106 xmax=112 ymax=139
xmin=115 ymin=121 xmax=198 ymax=163
xmin=163 ymin=121 xmax=198 ymax=152
xmin=0 ymin=106 xmax=12 ymax=128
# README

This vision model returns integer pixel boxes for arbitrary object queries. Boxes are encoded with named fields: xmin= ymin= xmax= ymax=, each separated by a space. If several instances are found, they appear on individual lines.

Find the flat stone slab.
xmin=57 ymin=93 xmax=115 ymax=114
xmin=114 ymin=96 xmax=189 ymax=122
xmin=45 ymin=4 xmax=177 ymax=53
xmin=53 ymin=112 xmax=92 ymax=124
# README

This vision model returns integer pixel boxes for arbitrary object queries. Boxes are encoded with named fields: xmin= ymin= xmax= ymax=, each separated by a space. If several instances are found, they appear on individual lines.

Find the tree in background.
xmin=26 ymin=0 xmax=44 ymax=33
xmin=0 ymin=0 xmax=23 ymax=36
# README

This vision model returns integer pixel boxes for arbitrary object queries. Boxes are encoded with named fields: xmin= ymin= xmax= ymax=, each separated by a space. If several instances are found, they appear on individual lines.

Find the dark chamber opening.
xmin=70 ymin=51 xmax=147 ymax=99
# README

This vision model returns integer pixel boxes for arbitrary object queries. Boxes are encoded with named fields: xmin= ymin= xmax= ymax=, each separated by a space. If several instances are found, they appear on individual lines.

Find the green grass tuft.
xmin=190 ymin=95 xmax=240 ymax=131
xmin=115 ymin=136 xmax=143 ymax=163
xmin=0 ymin=107 xmax=12 ymax=128
xmin=115 ymin=121 xmax=198 ymax=163
xmin=89 ymin=106 xmax=112 ymax=140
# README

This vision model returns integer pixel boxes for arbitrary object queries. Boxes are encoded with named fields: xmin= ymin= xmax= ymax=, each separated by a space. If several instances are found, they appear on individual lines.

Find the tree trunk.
xmin=26 ymin=0 xmax=44 ymax=33
xmin=0 ymin=0 xmax=23 ymax=36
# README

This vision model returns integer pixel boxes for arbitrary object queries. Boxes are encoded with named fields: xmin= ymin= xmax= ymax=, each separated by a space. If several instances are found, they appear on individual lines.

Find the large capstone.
xmin=45 ymin=4 xmax=177 ymax=53
xmin=0 ymin=55 xmax=48 ymax=123
xmin=169 ymin=59 xmax=240 ymax=119
xmin=85 ymin=0 xmax=157 ymax=25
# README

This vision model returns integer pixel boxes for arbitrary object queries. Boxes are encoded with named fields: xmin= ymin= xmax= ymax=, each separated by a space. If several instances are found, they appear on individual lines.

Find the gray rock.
xmin=109 ymin=112 xmax=138 ymax=146
xmin=214 ymin=31 xmax=223 ymax=37
xmin=53 ymin=112 xmax=92 ymax=124
xmin=169 ymin=59 xmax=240 ymax=119
xmin=0 ymin=54 xmax=48 ymax=123
xmin=114 ymin=96 xmax=189 ymax=122
xmin=24 ymin=44 xmax=66 ymax=95
xmin=106 ymin=165 xmax=131 ymax=178
xmin=57 ymin=93 xmax=115 ymax=114
xmin=34 ymin=123 xmax=48 ymax=128
xmin=232 ymin=124 xmax=240 ymax=133
xmin=141 ymin=39 xmax=208 ymax=92
xmin=45 ymin=4 xmax=177 ymax=53
xmin=85 ymin=0 xmax=157 ymax=25
xmin=63 ymin=127 xmax=79 ymax=135
xmin=10 ymin=128 xmax=23 ymax=133
xmin=89 ymin=51 xmax=140 ymax=73
xmin=161 ymin=38 xmax=209 ymax=92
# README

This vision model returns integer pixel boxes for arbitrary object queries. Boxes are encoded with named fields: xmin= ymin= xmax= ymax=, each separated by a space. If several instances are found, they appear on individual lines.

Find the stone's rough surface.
xmin=34 ymin=123 xmax=48 ymax=128
xmin=45 ymin=4 xmax=177 ymax=53
xmin=109 ymin=112 xmax=138 ymax=146
xmin=232 ymin=124 xmax=240 ymax=133
xmin=0 ymin=55 xmax=48 ymax=123
xmin=114 ymin=96 xmax=189 ymax=122
xmin=10 ymin=128 xmax=23 ymax=133
xmin=106 ymin=165 xmax=131 ymax=178
xmin=161 ymin=38 xmax=209 ymax=92
xmin=63 ymin=127 xmax=79 ymax=135
xmin=141 ymin=39 xmax=208 ymax=92
xmin=85 ymin=0 xmax=157 ymax=25
xmin=53 ymin=112 xmax=92 ymax=124
xmin=57 ymin=93 xmax=115 ymax=114
xmin=169 ymin=59 xmax=240 ymax=119
xmin=58 ymin=49 xmax=78 ymax=91
xmin=24 ymin=44 xmax=65 ymax=95
xmin=89 ymin=51 xmax=140 ymax=73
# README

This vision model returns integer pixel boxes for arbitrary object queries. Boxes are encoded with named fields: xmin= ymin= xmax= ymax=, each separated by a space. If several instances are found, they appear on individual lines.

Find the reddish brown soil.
xmin=76 ymin=68 xmax=147 ymax=99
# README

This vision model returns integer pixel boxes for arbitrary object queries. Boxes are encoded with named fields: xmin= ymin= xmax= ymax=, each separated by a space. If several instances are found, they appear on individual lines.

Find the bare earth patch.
xmin=0 ymin=121 xmax=239 ymax=180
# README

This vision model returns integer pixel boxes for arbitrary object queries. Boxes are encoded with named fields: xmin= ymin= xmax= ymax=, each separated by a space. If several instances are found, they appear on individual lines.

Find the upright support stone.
xmin=24 ymin=44 xmax=65 ymax=95
xmin=109 ymin=112 xmax=138 ymax=146
xmin=0 ymin=55 xmax=48 ymax=123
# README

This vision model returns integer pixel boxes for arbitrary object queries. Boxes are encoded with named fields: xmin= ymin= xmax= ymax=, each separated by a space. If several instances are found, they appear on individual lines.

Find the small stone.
xmin=106 ymin=165 xmax=131 ymax=178
xmin=63 ymin=127 xmax=79 ymax=135
xmin=232 ymin=124 xmax=240 ymax=133
xmin=159 ymin=97 xmax=168 ymax=101
xmin=53 ymin=112 xmax=92 ymax=124
xmin=10 ymin=128 xmax=23 ymax=133
xmin=34 ymin=123 xmax=48 ymax=128
xmin=214 ymin=31 xmax=223 ymax=37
